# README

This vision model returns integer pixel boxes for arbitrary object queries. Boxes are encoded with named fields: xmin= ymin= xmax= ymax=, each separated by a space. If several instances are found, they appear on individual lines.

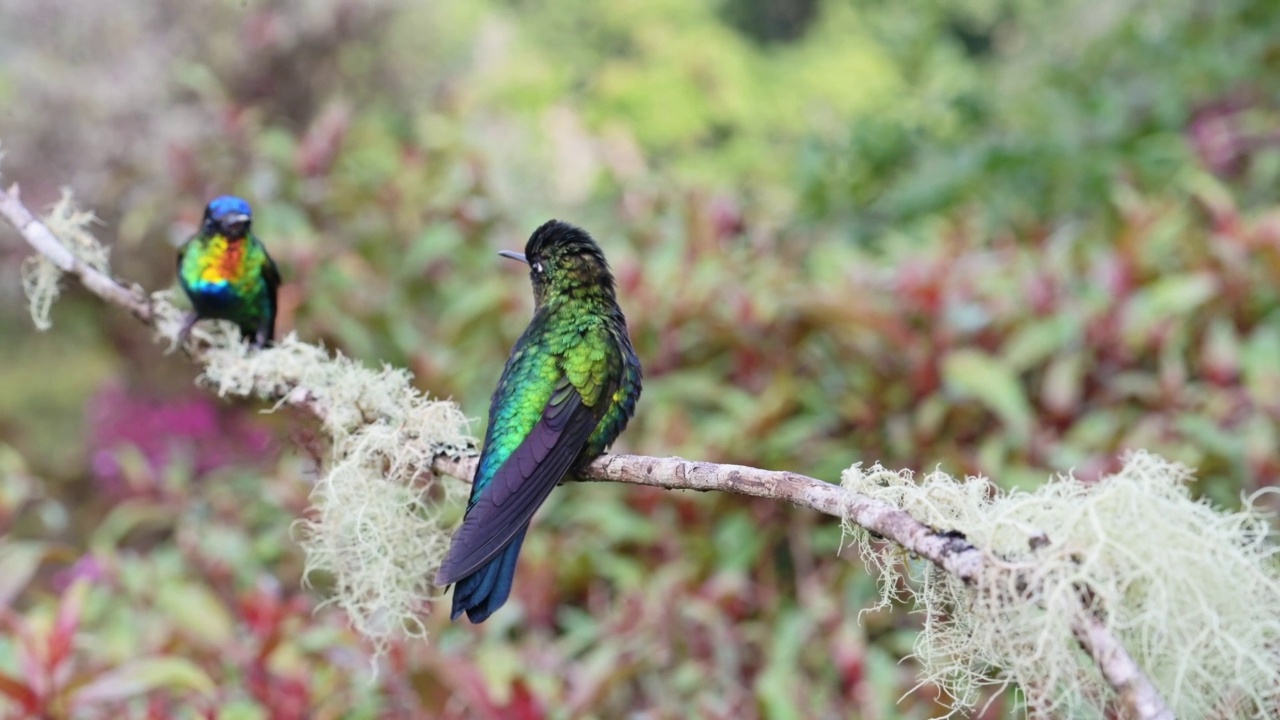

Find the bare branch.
xmin=1074 ymin=614 xmax=1175 ymax=720
xmin=0 ymin=182 xmax=1173 ymax=720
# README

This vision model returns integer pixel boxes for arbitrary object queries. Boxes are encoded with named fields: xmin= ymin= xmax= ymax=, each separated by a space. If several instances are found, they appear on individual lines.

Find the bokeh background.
xmin=1 ymin=0 xmax=1279 ymax=717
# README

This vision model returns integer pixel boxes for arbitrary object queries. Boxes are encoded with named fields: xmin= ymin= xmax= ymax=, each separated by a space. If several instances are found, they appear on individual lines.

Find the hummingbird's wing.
xmin=176 ymin=237 xmax=191 ymax=277
xmin=262 ymin=247 xmax=280 ymax=302
xmin=435 ymin=374 xmax=603 ymax=585
xmin=260 ymin=243 xmax=281 ymax=343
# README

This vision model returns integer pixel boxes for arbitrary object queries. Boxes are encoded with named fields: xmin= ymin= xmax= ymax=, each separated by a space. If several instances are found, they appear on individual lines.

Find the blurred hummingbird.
xmin=176 ymin=195 xmax=280 ymax=348
xmin=435 ymin=219 xmax=642 ymax=623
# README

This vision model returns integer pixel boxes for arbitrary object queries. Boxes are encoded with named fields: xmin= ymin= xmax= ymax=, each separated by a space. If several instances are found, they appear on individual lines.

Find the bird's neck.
xmin=537 ymin=285 xmax=617 ymax=313
xmin=204 ymin=233 xmax=249 ymax=250
xmin=196 ymin=234 xmax=254 ymax=283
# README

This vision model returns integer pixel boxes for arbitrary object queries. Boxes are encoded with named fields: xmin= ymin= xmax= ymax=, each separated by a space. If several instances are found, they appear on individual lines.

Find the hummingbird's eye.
xmin=533 ymin=262 xmax=544 ymax=273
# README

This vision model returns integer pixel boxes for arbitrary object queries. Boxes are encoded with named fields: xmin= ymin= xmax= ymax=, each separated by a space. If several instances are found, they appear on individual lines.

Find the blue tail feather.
xmin=449 ymin=526 xmax=528 ymax=623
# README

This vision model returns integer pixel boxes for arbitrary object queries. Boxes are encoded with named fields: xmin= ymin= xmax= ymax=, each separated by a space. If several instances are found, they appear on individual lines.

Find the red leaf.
xmin=0 ymin=671 xmax=38 ymax=713
xmin=239 ymin=586 xmax=284 ymax=641
xmin=256 ymin=625 xmax=283 ymax=666
xmin=504 ymin=680 xmax=545 ymax=720
xmin=48 ymin=578 xmax=90 ymax=672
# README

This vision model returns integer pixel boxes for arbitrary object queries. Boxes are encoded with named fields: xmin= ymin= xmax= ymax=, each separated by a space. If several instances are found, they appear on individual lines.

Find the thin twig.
xmin=0 ymin=182 xmax=1174 ymax=720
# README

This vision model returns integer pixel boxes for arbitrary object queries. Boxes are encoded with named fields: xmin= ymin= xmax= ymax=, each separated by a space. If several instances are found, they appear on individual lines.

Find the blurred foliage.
xmin=1 ymin=0 xmax=1279 ymax=716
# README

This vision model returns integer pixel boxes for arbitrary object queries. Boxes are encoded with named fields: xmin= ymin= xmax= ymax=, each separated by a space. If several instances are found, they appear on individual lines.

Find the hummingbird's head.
xmin=203 ymin=195 xmax=253 ymax=241
xmin=501 ymin=220 xmax=616 ymax=306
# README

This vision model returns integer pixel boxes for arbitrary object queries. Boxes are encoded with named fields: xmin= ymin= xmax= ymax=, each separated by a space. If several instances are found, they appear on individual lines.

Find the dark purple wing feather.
xmin=259 ymin=248 xmax=281 ymax=344
xmin=435 ymin=385 xmax=600 ymax=585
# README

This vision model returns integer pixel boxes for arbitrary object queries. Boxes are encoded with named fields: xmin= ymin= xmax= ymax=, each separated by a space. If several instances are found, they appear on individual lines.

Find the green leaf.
xmin=942 ymin=349 xmax=1033 ymax=442
xmin=713 ymin=512 xmax=766 ymax=573
xmin=213 ymin=699 xmax=269 ymax=720
xmin=0 ymin=540 xmax=48 ymax=607
xmin=1120 ymin=273 xmax=1217 ymax=343
xmin=756 ymin=610 xmax=807 ymax=720
xmin=68 ymin=657 xmax=215 ymax=707
xmin=913 ymin=392 xmax=949 ymax=440
xmin=155 ymin=584 xmax=234 ymax=648
xmin=1041 ymin=351 xmax=1084 ymax=416
xmin=404 ymin=223 xmax=464 ymax=276
xmin=865 ymin=644 xmax=904 ymax=718
xmin=89 ymin=500 xmax=176 ymax=558
xmin=1003 ymin=314 xmax=1080 ymax=371
xmin=1243 ymin=325 xmax=1280 ymax=407
xmin=1175 ymin=414 xmax=1241 ymax=467
xmin=474 ymin=644 xmax=523 ymax=704
xmin=1062 ymin=411 xmax=1123 ymax=450
xmin=0 ymin=445 xmax=39 ymax=515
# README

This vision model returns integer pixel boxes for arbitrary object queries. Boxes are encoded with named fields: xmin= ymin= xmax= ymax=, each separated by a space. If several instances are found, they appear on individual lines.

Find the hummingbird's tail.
xmin=448 ymin=525 xmax=528 ymax=623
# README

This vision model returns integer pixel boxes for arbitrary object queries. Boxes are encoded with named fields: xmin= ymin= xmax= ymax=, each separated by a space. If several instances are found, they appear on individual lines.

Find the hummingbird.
xmin=176 ymin=195 xmax=280 ymax=348
xmin=435 ymin=220 xmax=643 ymax=623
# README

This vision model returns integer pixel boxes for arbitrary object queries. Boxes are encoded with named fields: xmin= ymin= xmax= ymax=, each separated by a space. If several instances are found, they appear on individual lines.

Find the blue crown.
xmin=207 ymin=195 xmax=252 ymax=220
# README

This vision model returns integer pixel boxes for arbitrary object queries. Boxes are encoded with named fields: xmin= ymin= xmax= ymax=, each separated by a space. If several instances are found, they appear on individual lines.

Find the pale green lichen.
xmin=294 ymin=368 xmax=471 ymax=654
xmin=299 ymin=424 xmax=465 ymax=652
xmin=157 ymin=289 xmax=475 ymax=651
xmin=842 ymin=450 xmax=1280 ymax=718
xmin=20 ymin=189 xmax=108 ymax=330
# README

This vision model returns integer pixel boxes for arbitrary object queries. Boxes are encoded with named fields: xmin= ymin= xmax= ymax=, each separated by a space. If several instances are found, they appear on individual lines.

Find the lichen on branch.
xmin=152 ymin=291 xmax=477 ymax=651
xmin=19 ymin=189 xmax=109 ymax=330
xmin=843 ymin=451 xmax=1280 ymax=718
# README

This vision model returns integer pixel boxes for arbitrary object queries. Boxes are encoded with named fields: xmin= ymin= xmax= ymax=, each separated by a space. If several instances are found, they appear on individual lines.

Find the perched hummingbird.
xmin=435 ymin=220 xmax=642 ymax=623
xmin=176 ymin=195 xmax=280 ymax=348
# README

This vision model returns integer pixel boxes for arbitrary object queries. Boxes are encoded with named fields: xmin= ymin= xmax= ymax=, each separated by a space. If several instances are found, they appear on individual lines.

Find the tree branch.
xmin=0 ymin=182 xmax=1173 ymax=720
xmin=1 ymin=184 xmax=153 ymax=322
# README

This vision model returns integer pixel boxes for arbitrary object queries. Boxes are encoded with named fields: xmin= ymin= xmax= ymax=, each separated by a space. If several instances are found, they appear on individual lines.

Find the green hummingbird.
xmin=176 ymin=195 xmax=280 ymax=348
xmin=435 ymin=220 xmax=642 ymax=623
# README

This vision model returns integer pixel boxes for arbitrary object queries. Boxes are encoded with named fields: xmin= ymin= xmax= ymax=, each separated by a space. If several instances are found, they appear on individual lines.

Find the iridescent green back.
xmin=472 ymin=307 xmax=638 ymax=499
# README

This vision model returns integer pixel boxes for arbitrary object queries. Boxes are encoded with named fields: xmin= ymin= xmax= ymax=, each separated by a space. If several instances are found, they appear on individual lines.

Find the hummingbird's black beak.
xmin=498 ymin=250 xmax=528 ymax=264
xmin=222 ymin=214 xmax=251 ymax=238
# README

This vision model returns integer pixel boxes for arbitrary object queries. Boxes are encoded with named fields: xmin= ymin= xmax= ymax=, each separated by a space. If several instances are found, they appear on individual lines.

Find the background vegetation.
xmin=1 ymin=0 xmax=1279 ymax=716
